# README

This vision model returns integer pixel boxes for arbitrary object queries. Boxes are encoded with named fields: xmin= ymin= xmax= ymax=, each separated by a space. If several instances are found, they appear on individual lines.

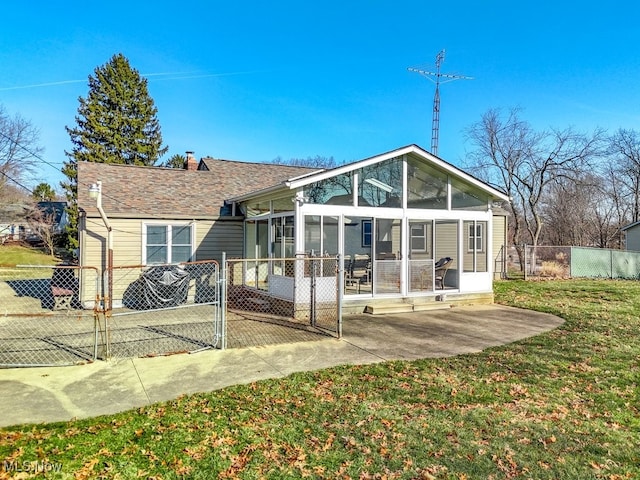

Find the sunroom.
xmin=230 ymin=145 xmax=509 ymax=310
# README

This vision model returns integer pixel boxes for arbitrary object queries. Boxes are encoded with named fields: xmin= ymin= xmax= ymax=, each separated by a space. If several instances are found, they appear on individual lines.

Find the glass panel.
xmin=344 ymin=216 xmax=372 ymax=296
xmin=304 ymin=172 xmax=353 ymax=205
xmin=245 ymin=221 xmax=256 ymax=258
xmin=172 ymin=225 xmax=191 ymax=245
xmin=147 ymin=245 xmax=167 ymax=264
xmin=245 ymin=199 xmax=271 ymax=216
xmin=358 ymin=157 xmax=403 ymax=207
xmin=408 ymin=258 xmax=434 ymax=293
xmin=272 ymin=195 xmax=295 ymax=213
xmin=362 ymin=220 xmax=372 ymax=247
xmin=407 ymin=157 xmax=448 ymax=209
xmin=375 ymin=218 xmax=401 ymax=260
xmin=257 ymin=220 xmax=269 ymax=258
xmin=323 ymin=216 xmax=339 ymax=255
xmin=410 ymin=223 xmax=426 ymax=253
xmin=476 ymin=223 xmax=487 ymax=271
xmin=451 ymin=178 xmax=489 ymax=210
xmin=463 ymin=221 xmax=475 ymax=272
xmin=172 ymin=246 xmax=191 ymax=263
xmin=463 ymin=221 xmax=487 ymax=272
xmin=283 ymin=216 xmax=295 ymax=258
xmin=147 ymin=225 xmax=166 ymax=245
xmin=374 ymin=218 xmax=402 ymax=294
xmin=434 ymin=220 xmax=458 ymax=288
xmin=304 ymin=215 xmax=321 ymax=254
xmin=409 ymin=220 xmax=432 ymax=259
xmin=273 ymin=216 xmax=294 ymax=258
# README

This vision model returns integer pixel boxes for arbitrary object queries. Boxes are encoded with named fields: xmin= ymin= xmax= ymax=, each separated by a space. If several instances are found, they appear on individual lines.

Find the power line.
xmin=0 ymin=170 xmax=34 ymax=194
xmin=0 ymin=130 xmax=65 ymax=174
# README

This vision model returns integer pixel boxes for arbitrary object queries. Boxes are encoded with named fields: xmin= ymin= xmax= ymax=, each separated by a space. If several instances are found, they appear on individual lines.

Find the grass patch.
xmin=1 ymin=279 xmax=639 ymax=478
xmin=0 ymin=244 xmax=60 ymax=267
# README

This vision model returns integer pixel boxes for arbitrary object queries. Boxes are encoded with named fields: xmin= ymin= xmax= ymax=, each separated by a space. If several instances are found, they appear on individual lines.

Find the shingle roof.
xmin=77 ymin=159 xmax=315 ymax=218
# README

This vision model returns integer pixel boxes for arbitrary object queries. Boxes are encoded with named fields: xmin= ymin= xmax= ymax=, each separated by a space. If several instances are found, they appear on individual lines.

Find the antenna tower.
xmin=408 ymin=49 xmax=472 ymax=156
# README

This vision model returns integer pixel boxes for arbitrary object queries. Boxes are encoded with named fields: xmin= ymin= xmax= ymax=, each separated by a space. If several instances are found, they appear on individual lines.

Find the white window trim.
xmin=142 ymin=222 xmax=195 ymax=265
xmin=467 ymin=222 xmax=485 ymax=253
xmin=410 ymin=222 xmax=428 ymax=253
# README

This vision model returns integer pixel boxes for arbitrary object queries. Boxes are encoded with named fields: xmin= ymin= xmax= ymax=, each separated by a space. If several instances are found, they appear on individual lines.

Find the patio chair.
xmin=434 ymin=257 xmax=453 ymax=289
xmin=345 ymin=254 xmax=371 ymax=292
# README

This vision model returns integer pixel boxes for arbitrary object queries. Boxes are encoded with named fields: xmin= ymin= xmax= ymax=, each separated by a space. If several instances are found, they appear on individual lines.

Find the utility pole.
xmin=408 ymin=49 xmax=472 ymax=157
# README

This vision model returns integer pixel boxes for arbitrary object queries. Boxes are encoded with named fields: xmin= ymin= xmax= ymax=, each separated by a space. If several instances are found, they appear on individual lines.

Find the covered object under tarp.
xmin=124 ymin=265 xmax=190 ymax=309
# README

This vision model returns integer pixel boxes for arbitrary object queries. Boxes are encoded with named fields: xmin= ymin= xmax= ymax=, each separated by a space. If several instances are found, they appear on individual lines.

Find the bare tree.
xmin=541 ymin=173 xmax=622 ymax=248
xmin=26 ymin=206 xmax=57 ymax=256
xmin=271 ymin=155 xmax=337 ymax=169
xmin=607 ymin=129 xmax=640 ymax=223
xmin=465 ymin=108 xmax=604 ymax=268
xmin=0 ymin=105 xmax=43 ymax=199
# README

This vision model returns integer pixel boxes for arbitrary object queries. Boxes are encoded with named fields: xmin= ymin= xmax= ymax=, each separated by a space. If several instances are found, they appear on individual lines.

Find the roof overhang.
xmin=228 ymin=144 xmax=509 ymax=204
xmin=621 ymin=220 xmax=640 ymax=232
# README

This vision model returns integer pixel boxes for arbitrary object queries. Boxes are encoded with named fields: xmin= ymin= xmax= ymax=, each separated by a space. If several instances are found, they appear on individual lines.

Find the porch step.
xmin=364 ymin=302 xmax=452 ymax=315
xmin=412 ymin=303 xmax=452 ymax=312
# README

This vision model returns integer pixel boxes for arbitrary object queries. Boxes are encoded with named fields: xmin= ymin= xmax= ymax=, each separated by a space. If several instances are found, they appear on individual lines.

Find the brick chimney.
xmin=185 ymin=151 xmax=198 ymax=171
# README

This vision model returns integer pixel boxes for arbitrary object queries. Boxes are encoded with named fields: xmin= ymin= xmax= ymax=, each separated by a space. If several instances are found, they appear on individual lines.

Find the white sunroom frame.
xmin=230 ymin=144 xmax=509 ymax=303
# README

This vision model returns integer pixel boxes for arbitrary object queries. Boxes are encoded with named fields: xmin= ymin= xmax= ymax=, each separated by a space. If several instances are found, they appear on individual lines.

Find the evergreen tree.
xmin=162 ymin=153 xmax=186 ymax=169
xmin=32 ymin=182 xmax=56 ymax=201
xmin=62 ymin=53 xmax=169 ymax=252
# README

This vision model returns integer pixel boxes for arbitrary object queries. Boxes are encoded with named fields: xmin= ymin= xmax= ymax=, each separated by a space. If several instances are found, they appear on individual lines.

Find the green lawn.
xmin=1 ymin=279 xmax=639 ymax=479
xmin=0 ymin=244 xmax=60 ymax=267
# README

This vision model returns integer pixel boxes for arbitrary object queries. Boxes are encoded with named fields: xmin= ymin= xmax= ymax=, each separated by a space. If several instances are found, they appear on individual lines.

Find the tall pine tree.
xmin=62 ymin=53 xmax=168 ymax=252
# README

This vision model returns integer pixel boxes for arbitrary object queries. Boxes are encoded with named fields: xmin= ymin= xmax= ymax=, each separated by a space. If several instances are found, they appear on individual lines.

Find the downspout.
xmin=94 ymin=181 xmax=113 ymax=312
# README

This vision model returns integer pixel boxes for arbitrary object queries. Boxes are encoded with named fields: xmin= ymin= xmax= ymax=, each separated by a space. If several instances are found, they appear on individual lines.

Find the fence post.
xmin=610 ymin=248 xmax=614 ymax=279
xmin=337 ymin=254 xmax=343 ymax=338
xmin=220 ymin=252 xmax=227 ymax=350
xmin=523 ymin=244 xmax=528 ymax=281
xmin=310 ymin=253 xmax=317 ymax=327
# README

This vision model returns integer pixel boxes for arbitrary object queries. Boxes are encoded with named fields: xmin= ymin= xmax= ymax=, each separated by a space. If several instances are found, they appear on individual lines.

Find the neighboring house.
xmin=77 ymin=145 xmax=509 ymax=311
xmin=622 ymin=221 xmax=640 ymax=251
xmin=0 ymin=202 xmax=68 ymax=244
xmin=35 ymin=201 xmax=69 ymax=235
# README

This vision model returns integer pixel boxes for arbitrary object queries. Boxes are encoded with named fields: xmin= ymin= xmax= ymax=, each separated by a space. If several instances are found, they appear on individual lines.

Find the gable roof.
xmin=77 ymin=160 xmax=315 ymax=218
xmin=229 ymin=144 xmax=510 ymax=202
xmin=77 ymin=145 xmax=509 ymax=218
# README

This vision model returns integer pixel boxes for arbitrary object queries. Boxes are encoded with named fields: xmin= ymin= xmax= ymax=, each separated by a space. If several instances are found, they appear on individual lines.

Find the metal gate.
xmin=224 ymin=256 xmax=341 ymax=348
xmin=0 ymin=265 xmax=100 ymax=367
xmin=105 ymin=260 xmax=223 ymax=360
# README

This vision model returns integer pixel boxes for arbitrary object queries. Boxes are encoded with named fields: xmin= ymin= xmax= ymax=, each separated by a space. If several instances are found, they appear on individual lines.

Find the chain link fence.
xmin=0 ymin=265 xmax=100 ymax=367
xmin=106 ymin=261 xmax=222 ymax=360
xmin=226 ymin=256 xmax=341 ymax=347
xmin=2 ymin=254 xmax=343 ymax=367
xmin=506 ymin=245 xmax=640 ymax=280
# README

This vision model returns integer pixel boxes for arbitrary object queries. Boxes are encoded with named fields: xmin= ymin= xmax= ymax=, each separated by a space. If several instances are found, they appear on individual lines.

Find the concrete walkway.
xmin=0 ymin=305 xmax=563 ymax=428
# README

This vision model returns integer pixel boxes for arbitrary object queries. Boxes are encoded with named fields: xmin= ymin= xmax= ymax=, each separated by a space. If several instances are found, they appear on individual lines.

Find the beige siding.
xmin=195 ymin=220 xmax=244 ymax=262
xmin=434 ymin=220 xmax=458 ymax=287
xmin=492 ymin=215 xmax=507 ymax=279
xmin=80 ymin=217 xmax=244 ymax=307
xmin=82 ymin=218 xmax=244 ymax=268
xmin=83 ymin=218 xmax=143 ymax=269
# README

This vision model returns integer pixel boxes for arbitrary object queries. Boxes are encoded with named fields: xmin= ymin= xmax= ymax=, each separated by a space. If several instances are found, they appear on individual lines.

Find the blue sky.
xmin=2 ymin=1 xmax=640 ymax=192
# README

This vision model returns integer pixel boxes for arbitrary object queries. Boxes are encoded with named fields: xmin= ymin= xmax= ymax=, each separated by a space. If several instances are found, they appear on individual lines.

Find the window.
xmin=362 ymin=220 xmax=372 ymax=247
xmin=145 ymin=224 xmax=193 ymax=264
xmin=468 ymin=222 xmax=484 ymax=252
xmin=410 ymin=222 xmax=427 ymax=252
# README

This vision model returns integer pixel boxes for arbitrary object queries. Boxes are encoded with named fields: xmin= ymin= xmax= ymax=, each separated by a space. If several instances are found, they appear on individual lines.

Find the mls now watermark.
xmin=3 ymin=460 xmax=63 ymax=473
